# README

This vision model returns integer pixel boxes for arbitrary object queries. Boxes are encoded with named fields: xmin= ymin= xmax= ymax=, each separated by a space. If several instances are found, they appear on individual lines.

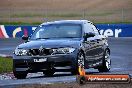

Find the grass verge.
xmin=0 ymin=21 xmax=132 ymax=25
xmin=0 ymin=57 xmax=13 ymax=73
xmin=10 ymin=13 xmax=82 ymax=18
xmin=0 ymin=22 xmax=41 ymax=25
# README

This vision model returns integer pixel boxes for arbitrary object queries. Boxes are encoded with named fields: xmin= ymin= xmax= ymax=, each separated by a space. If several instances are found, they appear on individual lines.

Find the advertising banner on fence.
xmin=0 ymin=24 xmax=132 ymax=38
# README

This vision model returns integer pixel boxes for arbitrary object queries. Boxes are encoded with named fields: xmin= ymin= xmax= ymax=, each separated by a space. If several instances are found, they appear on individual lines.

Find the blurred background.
xmin=0 ymin=0 xmax=131 ymax=24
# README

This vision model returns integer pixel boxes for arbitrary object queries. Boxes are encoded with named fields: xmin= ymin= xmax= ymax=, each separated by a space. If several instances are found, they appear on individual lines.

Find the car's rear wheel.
xmin=71 ymin=52 xmax=85 ymax=75
xmin=13 ymin=71 xmax=27 ymax=79
xmin=98 ymin=49 xmax=111 ymax=72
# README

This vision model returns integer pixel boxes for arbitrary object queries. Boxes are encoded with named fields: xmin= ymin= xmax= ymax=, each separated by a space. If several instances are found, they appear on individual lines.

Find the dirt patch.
xmin=0 ymin=0 xmax=131 ymax=11
xmin=16 ymin=81 xmax=132 ymax=88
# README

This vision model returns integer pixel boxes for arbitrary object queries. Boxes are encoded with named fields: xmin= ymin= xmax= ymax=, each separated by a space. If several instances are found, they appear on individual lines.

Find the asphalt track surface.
xmin=0 ymin=37 xmax=132 ymax=87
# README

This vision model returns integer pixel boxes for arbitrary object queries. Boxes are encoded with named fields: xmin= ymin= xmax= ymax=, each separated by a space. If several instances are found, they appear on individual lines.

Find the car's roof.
xmin=40 ymin=20 xmax=92 ymax=26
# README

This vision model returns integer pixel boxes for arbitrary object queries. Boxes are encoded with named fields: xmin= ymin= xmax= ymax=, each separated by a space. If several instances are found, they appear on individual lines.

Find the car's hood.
xmin=17 ymin=38 xmax=82 ymax=49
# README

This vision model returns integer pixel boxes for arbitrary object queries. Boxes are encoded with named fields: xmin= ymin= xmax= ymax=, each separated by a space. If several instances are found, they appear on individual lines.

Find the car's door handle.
xmin=90 ymin=39 xmax=100 ymax=43
xmin=90 ymin=40 xmax=96 ymax=42
xmin=89 ymin=40 xmax=96 ymax=45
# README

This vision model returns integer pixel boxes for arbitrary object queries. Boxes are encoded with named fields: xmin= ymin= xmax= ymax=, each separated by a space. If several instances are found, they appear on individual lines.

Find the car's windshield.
xmin=30 ymin=23 xmax=82 ymax=40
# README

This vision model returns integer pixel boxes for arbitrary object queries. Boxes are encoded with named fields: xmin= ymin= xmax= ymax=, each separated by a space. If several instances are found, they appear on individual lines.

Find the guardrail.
xmin=0 ymin=24 xmax=132 ymax=38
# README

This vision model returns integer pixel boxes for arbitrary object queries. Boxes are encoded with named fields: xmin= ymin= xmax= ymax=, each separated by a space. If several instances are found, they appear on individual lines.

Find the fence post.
xmin=121 ymin=8 xmax=124 ymax=23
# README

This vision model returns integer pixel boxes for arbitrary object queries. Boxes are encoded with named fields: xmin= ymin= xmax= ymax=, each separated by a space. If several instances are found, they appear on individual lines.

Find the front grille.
xmin=29 ymin=48 xmax=53 ymax=56
xmin=15 ymin=62 xmax=27 ymax=68
xmin=28 ymin=62 xmax=50 ymax=69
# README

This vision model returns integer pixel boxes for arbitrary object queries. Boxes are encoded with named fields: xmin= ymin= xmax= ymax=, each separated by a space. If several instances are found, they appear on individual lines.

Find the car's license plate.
xmin=34 ymin=58 xmax=47 ymax=62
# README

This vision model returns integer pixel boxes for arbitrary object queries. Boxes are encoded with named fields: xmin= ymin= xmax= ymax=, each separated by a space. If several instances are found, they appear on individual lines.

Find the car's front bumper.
xmin=13 ymin=52 xmax=78 ymax=72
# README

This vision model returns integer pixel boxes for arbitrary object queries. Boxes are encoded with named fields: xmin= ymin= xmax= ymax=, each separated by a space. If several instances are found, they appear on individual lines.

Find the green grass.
xmin=11 ymin=14 xmax=45 ymax=18
xmin=0 ymin=21 xmax=132 ymax=25
xmin=87 ymin=12 xmax=114 ymax=16
xmin=8 ymin=12 xmax=114 ymax=18
xmin=0 ymin=22 xmax=41 ymax=25
xmin=10 ymin=13 xmax=82 ymax=18
xmin=0 ymin=57 xmax=13 ymax=73
xmin=48 ymin=13 xmax=82 ymax=17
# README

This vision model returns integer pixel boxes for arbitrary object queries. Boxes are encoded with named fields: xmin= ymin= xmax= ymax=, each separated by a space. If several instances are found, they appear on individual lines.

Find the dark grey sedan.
xmin=13 ymin=20 xmax=111 ymax=79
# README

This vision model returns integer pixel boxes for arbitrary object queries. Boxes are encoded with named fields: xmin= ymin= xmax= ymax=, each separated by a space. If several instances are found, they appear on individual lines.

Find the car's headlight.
xmin=52 ymin=48 xmax=75 ymax=54
xmin=14 ymin=48 xmax=28 ymax=56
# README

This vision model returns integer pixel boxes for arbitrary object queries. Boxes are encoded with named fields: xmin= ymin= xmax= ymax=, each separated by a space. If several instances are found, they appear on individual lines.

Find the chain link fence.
xmin=0 ymin=8 xmax=131 ymax=24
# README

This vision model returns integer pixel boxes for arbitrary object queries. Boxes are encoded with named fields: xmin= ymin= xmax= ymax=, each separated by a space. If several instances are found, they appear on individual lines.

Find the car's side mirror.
xmin=83 ymin=32 xmax=95 ymax=41
xmin=22 ymin=35 xmax=29 ymax=40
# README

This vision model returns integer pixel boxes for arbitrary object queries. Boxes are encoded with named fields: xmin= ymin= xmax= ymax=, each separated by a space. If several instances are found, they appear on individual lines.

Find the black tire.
xmin=13 ymin=71 xmax=27 ymax=79
xmin=76 ymin=75 xmax=86 ymax=85
xmin=43 ymin=69 xmax=55 ymax=77
xmin=71 ymin=51 xmax=85 ymax=75
xmin=98 ymin=49 xmax=111 ymax=72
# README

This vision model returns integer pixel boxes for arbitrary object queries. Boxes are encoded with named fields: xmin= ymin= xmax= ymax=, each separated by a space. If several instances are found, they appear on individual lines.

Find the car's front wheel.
xmin=13 ymin=71 xmax=27 ymax=79
xmin=98 ymin=49 xmax=111 ymax=72
xmin=71 ymin=51 xmax=85 ymax=75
